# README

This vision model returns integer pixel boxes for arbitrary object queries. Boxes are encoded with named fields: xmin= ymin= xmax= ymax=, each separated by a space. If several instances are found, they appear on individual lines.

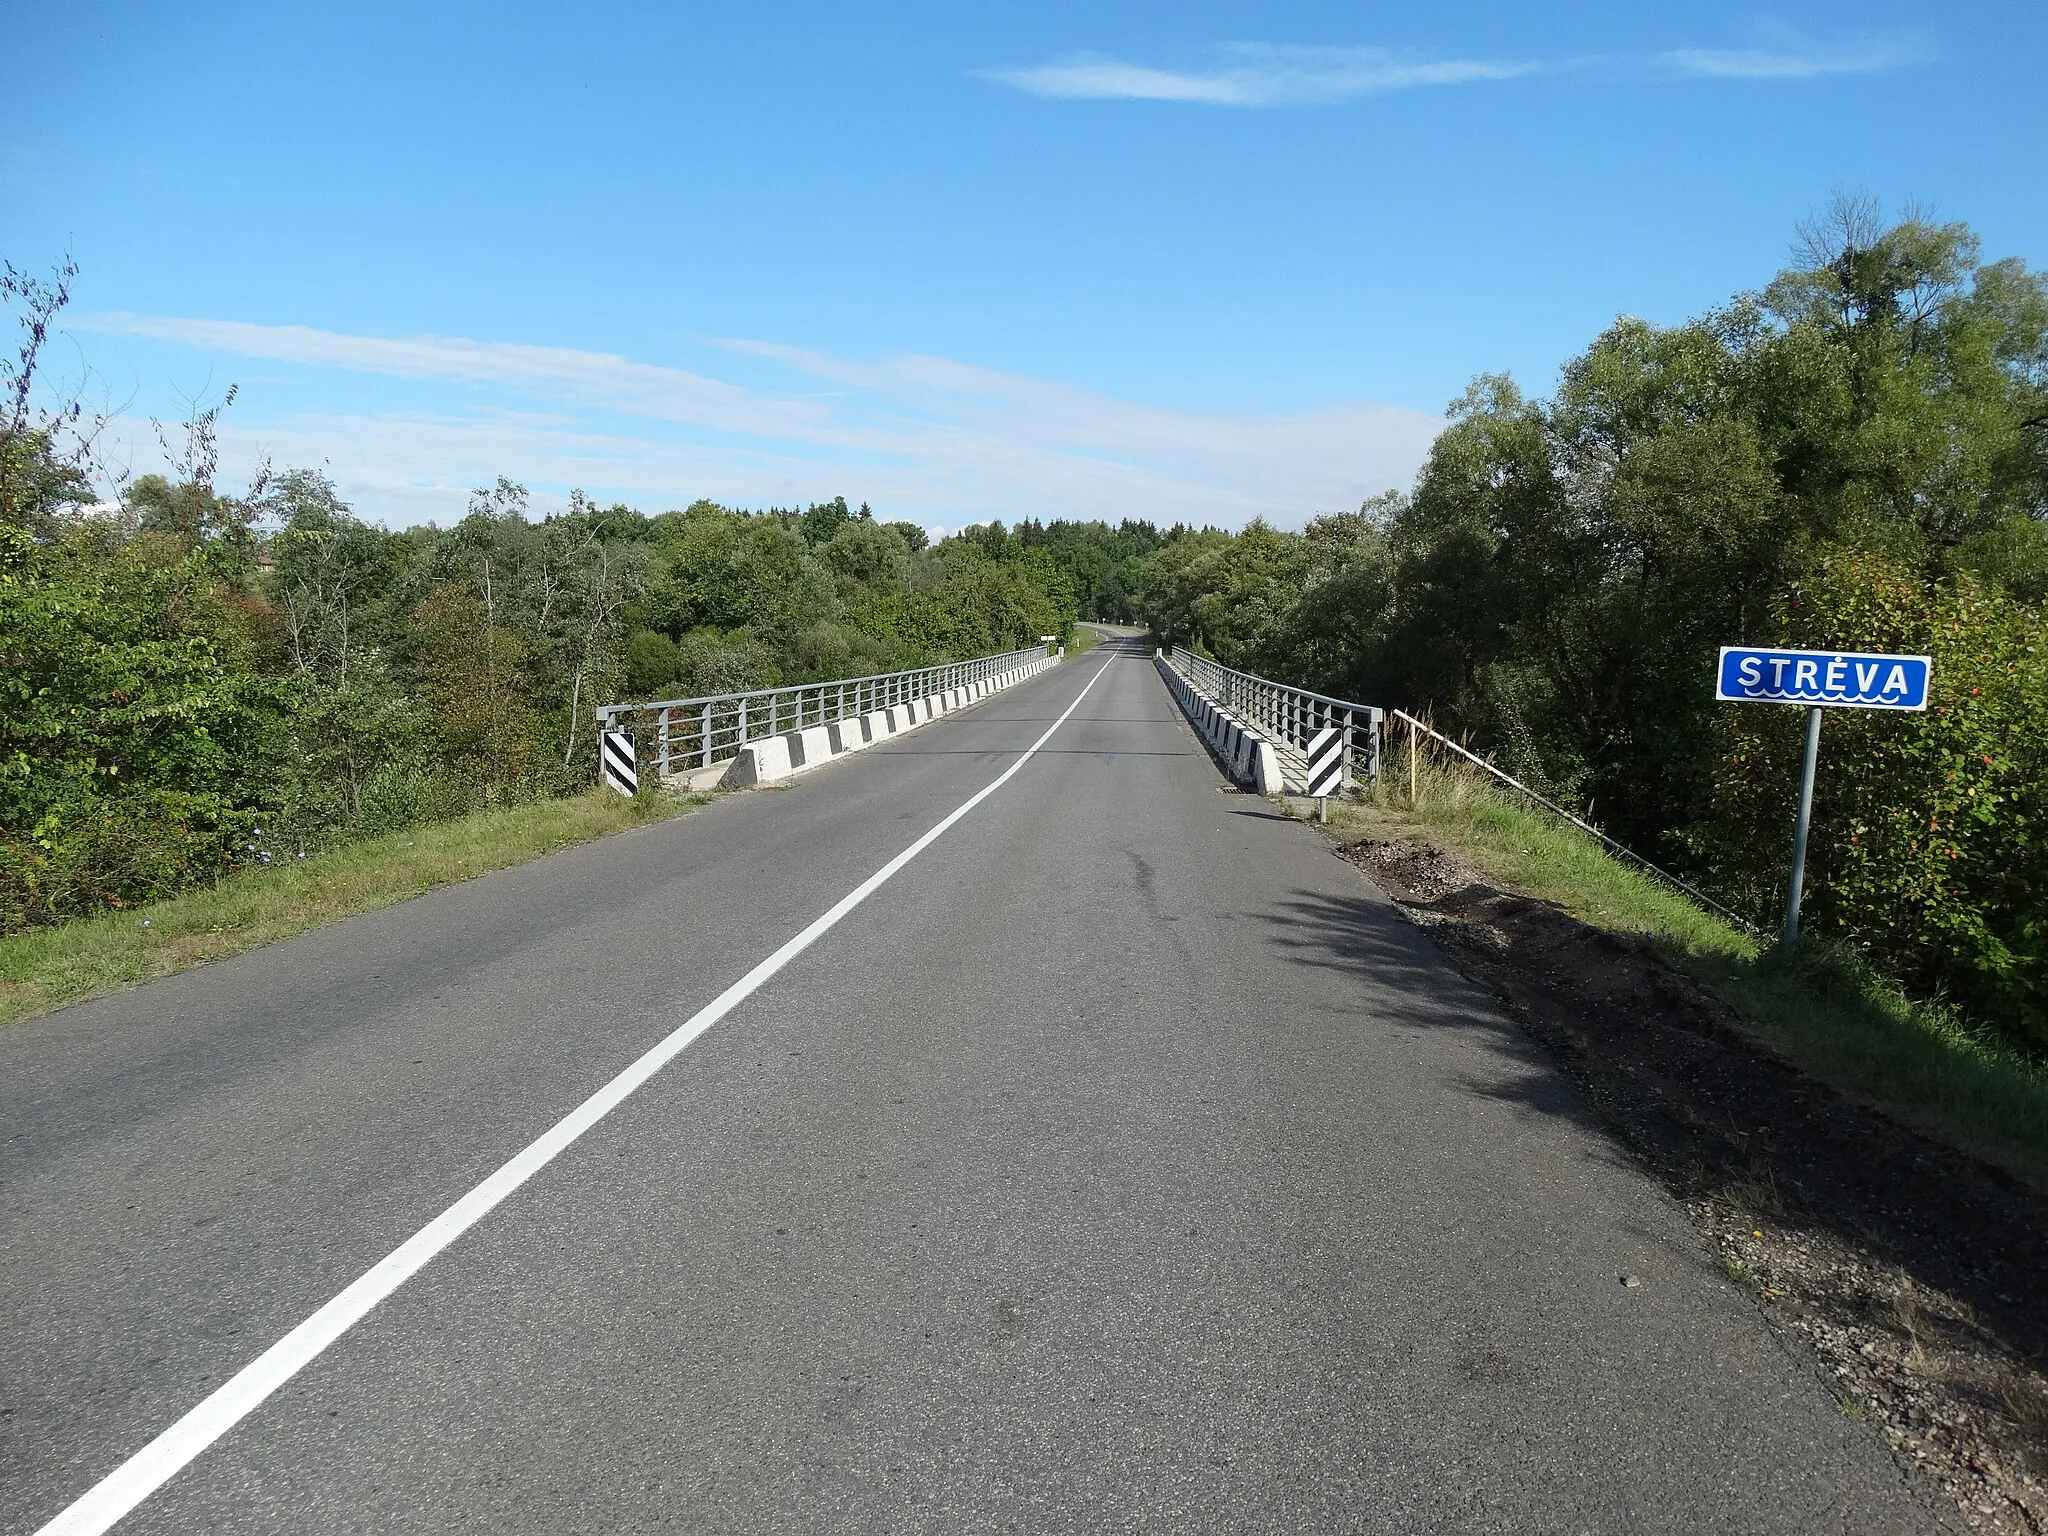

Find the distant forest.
xmin=7 ymin=201 xmax=2047 ymax=1052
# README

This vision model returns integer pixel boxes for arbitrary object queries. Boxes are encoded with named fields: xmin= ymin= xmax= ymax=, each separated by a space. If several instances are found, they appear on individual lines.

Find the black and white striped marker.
xmin=1304 ymin=726 xmax=1346 ymax=799
xmin=601 ymin=730 xmax=638 ymax=795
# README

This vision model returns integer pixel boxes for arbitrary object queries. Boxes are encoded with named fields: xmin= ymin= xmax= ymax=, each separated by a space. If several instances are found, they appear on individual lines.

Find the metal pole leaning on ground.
xmin=1782 ymin=705 xmax=1824 ymax=949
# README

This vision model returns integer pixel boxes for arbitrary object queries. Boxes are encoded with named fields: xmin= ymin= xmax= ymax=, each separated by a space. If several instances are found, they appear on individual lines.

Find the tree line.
xmin=0 ymin=268 xmax=1088 ymax=929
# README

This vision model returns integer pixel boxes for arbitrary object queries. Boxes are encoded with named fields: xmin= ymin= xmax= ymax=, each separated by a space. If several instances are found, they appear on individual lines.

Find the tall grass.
xmin=1329 ymin=744 xmax=2048 ymax=1189
xmin=1371 ymin=747 xmax=1753 ymax=959
xmin=0 ymin=788 xmax=700 ymax=1027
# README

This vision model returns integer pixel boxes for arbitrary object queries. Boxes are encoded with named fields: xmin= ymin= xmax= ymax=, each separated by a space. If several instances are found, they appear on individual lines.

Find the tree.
xmin=1 ymin=256 xmax=104 ymax=531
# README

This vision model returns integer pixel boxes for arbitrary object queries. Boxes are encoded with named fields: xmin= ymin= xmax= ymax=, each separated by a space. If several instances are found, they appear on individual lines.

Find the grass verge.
xmin=0 ymin=788 xmax=704 ymax=1028
xmin=1315 ymin=754 xmax=2048 ymax=1190
xmin=1066 ymin=625 xmax=1104 ymax=656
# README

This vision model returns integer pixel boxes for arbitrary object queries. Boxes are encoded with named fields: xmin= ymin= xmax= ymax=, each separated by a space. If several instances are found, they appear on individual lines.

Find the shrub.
xmin=1698 ymin=552 xmax=2048 ymax=1051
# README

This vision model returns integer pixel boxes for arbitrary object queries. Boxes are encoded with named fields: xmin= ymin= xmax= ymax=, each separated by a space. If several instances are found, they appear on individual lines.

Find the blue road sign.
xmin=1715 ymin=646 xmax=1932 ymax=711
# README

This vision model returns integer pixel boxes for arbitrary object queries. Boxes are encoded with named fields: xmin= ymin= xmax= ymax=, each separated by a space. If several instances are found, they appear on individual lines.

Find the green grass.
xmin=0 ymin=788 xmax=705 ymax=1027
xmin=1721 ymin=1256 xmax=1759 ymax=1287
xmin=1315 ymin=751 xmax=2048 ymax=1190
xmin=1066 ymin=625 xmax=1104 ymax=657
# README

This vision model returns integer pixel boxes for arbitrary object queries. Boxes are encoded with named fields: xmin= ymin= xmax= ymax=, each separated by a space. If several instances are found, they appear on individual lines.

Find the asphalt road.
xmin=1 ymin=641 xmax=1945 ymax=1533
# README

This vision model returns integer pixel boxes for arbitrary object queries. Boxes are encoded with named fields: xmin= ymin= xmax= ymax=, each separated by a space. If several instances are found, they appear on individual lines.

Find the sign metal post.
xmin=1715 ymin=646 xmax=1931 ymax=949
xmin=1782 ymin=706 xmax=1823 ymax=948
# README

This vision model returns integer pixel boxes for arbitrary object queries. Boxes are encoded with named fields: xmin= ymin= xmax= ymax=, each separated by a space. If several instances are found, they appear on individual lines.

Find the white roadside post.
xmin=1715 ymin=645 xmax=1932 ymax=949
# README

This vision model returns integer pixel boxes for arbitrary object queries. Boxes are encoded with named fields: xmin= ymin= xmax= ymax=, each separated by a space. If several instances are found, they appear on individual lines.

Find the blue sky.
xmin=6 ymin=2 xmax=2043 ymax=531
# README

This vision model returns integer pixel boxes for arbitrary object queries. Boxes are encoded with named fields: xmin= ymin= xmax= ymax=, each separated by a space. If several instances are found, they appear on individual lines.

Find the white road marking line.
xmin=37 ymin=656 xmax=1116 ymax=1536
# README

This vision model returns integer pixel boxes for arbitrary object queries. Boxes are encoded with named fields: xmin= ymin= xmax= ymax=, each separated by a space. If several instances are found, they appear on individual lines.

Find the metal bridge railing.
xmin=1163 ymin=648 xmax=1384 ymax=785
xmin=1162 ymin=646 xmax=1755 ymax=935
xmin=596 ymin=644 xmax=1051 ymax=780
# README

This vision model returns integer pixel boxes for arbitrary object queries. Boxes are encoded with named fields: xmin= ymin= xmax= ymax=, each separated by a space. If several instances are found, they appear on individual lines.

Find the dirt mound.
xmin=1346 ymin=838 xmax=1472 ymax=902
xmin=1341 ymin=835 xmax=2048 ymax=1534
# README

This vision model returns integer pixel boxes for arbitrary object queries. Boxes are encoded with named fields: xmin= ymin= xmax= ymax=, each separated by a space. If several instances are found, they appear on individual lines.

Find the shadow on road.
xmin=1268 ymin=840 xmax=2048 ymax=1524
xmin=1250 ymin=884 xmax=1630 ymax=1149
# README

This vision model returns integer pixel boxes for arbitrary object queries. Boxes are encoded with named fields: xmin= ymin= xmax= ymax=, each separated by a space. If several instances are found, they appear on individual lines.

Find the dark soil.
xmin=1341 ymin=834 xmax=2048 ymax=1534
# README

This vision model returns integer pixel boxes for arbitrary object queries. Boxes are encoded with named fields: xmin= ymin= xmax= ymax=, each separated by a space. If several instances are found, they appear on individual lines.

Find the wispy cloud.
xmin=982 ymin=33 xmax=1930 ymax=107
xmin=75 ymin=314 xmax=1442 ymax=529
xmin=979 ymin=44 xmax=1537 ymax=107
xmin=1660 ymin=32 xmax=1930 ymax=79
xmin=85 ymin=315 xmax=832 ymax=440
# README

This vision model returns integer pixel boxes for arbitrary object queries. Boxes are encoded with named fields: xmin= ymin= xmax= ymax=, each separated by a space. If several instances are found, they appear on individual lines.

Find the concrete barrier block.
xmin=1252 ymin=739 xmax=1284 ymax=794
xmin=728 ymin=735 xmax=793 ymax=787
xmin=792 ymin=725 xmax=833 ymax=767
xmin=863 ymin=709 xmax=893 ymax=739
xmin=887 ymin=703 xmax=917 ymax=732
xmin=829 ymin=717 xmax=868 ymax=753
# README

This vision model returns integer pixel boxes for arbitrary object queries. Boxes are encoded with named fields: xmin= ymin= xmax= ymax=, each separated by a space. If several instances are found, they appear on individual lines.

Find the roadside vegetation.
xmin=1 ymin=260 xmax=1086 ymax=943
xmin=1151 ymin=201 xmax=2048 ymax=1069
xmin=0 ymin=786 xmax=698 ymax=1026
xmin=1315 ymin=749 xmax=2048 ymax=1190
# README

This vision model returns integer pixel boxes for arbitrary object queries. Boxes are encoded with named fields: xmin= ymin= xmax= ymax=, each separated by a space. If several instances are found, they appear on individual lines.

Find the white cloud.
xmin=75 ymin=314 xmax=1442 ymax=531
xmin=84 ymin=315 xmax=832 ymax=440
xmin=981 ymin=34 xmax=1932 ymax=107
xmin=979 ymin=44 xmax=1537 ymax=107
xmin=1661 ymin=33 xmax=1929 ymax=79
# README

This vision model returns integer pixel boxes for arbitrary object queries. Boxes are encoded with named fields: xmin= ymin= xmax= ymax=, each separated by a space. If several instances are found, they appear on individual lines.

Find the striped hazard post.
xmin=1304 ymin=725 xmax=1345 ymax=821
xmin=600 ymin=729 xmax=638 ymax=795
